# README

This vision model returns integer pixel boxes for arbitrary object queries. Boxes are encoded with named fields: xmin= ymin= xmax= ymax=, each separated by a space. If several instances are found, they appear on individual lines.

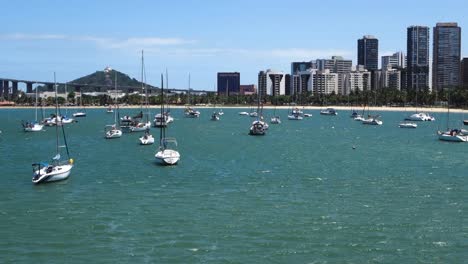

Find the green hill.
xmin=38 ymin=68 xmax=158 ymax=93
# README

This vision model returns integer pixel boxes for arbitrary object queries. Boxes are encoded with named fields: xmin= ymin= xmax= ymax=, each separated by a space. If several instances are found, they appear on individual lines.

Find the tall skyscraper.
xmin=407 ymin=26 xmax=430 ymax=91
xmin=382 ymin=52 xmax=406 ymax=69
xmin=357 ymin=35 xmax=379 ymax=71
xmin=462 ymin=58 xmax=468 ymax=89
xmin=217 ymin=72 xmax=240 ymax=95
xmin=432 ymin=22 xmax=461 ymax=91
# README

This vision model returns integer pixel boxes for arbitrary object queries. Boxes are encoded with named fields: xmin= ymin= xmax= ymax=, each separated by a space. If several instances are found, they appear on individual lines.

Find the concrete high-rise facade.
xmin=316 ymin=56 xmax=352 ymax=95
xmin=291 ymin=61 xmax=315 ymax=75
xmin=432 ymin=22 xmax=461 ymax=91
xmin=313 ymin=69 xmax=338 ymax=95
xmin=217 ymin=72 xmax=240 ymax=95
xmin=407 ymin=26 xmax=430 ymax=91
xmin=258 ymin=69 xmax=286 ymax=96
xmin=382 ymin=52 xmax=406 ymax=69
xmin=381 ymin=66 xmax=401 ymax=90
xmin=345 ymin=67 xmax=371 ymax=94
xmin=462 ymin=58 xmax=468 ymax=89
xmin=357 ymin=35 xmax=379 ymax=71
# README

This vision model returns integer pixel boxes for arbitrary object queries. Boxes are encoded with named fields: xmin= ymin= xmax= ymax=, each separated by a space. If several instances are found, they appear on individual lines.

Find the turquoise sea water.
xmin=0 ymin=108 xmax=467 ymax=263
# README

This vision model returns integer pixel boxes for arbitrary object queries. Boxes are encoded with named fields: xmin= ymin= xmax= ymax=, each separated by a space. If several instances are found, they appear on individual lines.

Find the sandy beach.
xmin=2 ymin=105 xmax=467 ymax=113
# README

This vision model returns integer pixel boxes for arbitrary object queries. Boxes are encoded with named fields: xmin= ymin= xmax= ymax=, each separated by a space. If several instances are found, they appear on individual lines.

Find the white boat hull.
xmin=32 ymin=164 xmax=73 ymax=184
xmin=24 ymin=123 xmax=44 ymax=132
xmin=139 ymin=135 xmax=155 ymax=145
xmin=288 ymin=115 xmax=303 ymax=120
xmin=239 ymin=112 xmax=249 ymax=116
xmin=362 ymin=119 xmax=383 ymax=125
xmin=155 ymin=149 xmax=180 ymax=165
xmin=437 ymin=131 xmax=468 ymax=142
xmin=130 ymin=122 xmax=151 ymax=132
xmin=105 ymin=129 xmax=122 ymax=139
xmin=270 ymin=117 xmax=281 ymax=124
xmin=73 ymin=112 xmax=86 ymax=117
xmin=399 ymin=122 xmax=417 ymax=128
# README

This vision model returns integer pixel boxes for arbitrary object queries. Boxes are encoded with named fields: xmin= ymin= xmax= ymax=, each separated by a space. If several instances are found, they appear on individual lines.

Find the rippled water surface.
xmin=0 ymin=108 xmax=467 ymax=263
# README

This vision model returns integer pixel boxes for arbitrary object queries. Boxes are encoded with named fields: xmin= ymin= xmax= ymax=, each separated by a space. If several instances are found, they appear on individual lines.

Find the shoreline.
xmin=1 ymin=105 xmax=467 ymax=113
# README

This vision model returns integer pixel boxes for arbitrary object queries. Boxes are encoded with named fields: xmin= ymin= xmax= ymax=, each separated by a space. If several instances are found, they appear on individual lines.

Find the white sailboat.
xmin=130 ymin=50 xmax=151 ymax=132
xmin=184 ymin=74 xmax=200 ymax=118
xmin=249 ymin=91 xmax=267 ymax=136
xmin=105 ymin=72 xmax=122 ymax=139
xmin=399 ymin=93 xmax=418 ymax=128
xmin=32 ymin=73 xmax=74 ymax=184
xmin=72 ymin=87 xmax=86 ymax=118
xmin=22 ymin=86 xmax=44 ymax=132
xmin=437 ymin=92 xmax=468 ymax=142
xmin=155 ymin=74 xmax=180 ymax=165
xmin=270 ymin=97 xmax=281 ymax=124
xmin=288 ymin=107 xmax=303 ymax=120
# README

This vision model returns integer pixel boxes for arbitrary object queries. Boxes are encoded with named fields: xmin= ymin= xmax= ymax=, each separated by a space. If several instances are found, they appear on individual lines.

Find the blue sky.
xmin=1 ymin=0 xmax=466 ymax=91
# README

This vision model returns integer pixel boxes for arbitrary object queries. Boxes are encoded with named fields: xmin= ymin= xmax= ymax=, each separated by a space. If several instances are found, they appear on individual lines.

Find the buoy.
xmin=352 ymin=145 xmax=356 ymax=150
xmin=69 ymin=158 xmax=74 ymax=164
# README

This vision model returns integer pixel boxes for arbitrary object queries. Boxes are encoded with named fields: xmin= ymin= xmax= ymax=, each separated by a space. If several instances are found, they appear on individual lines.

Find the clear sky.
xmin=1 ymin=0 xmax=466 ymax=91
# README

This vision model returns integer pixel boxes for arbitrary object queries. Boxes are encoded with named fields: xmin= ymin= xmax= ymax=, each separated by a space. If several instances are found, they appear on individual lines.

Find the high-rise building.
xmin=316 ymin=56 xmax=352 ymax=94
xmin=217 ymin=72 xmax=240 ymax=95
xmin=357 ymin=35 xmax=379 ymax=71
xmin=258 ymin=69 xmax=286 ymax=96
xmin=432 ymin=22 xmax=461 ymax=91
xmin=381 ymin=66 xmax=401 ymax=90
xmin=345 ymin=67 xmax=371 ymax=94
xmin=382 ymin=52 xmax=406 ymax=69
xmin=462 ymin=58 xmax=468 ymax=89
xmin=291 ymin=61 xmax=315 ymax=75
xmin=313 ymin=69 xmax=338 ymax=95
xmin=407 ymin=26 xmax=430 ymax=91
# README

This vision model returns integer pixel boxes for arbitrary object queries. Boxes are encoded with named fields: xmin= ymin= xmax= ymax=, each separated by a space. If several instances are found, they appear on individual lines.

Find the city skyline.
xmin=1 ymin=0 xmax=467 ymax=91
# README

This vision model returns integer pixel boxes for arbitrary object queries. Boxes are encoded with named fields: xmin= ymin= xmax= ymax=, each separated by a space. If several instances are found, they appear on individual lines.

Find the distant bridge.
xmin=0 ymin=77 xmax=213 ymax=97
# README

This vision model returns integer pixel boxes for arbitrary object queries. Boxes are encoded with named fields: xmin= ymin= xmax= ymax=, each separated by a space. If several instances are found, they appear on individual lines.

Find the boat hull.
xmin=105 ymin=129 xmax=122 ymax=139
xmin=155 ymin=149 xmax=180 ymax=165
xmin=139 ymin=135 xmax=155 ymax=145
xmin=32 ymin=164 xmax=73 ymax=184
xmin=24 ymin=123 xmax=44 ymax=132
xmin=399 ymin=122 xmax=417 ymax=128
xmin=437 ymin=131 xmax=468 ymax=142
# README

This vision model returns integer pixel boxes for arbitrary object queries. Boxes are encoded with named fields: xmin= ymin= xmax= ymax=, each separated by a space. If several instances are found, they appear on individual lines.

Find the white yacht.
xmin=105 ymin=73 xmax=122 ymax=139
xmin=362 ymin=115 xmax=383 ymax=125
xmin=405 ymin=112 xmax=435 ymax=121
xmin=270 ymin=116 xmax=281 ymax=124
xmin=399 ymin=122 xmax=417 ymax=128
xmin=239 ymin=111 xmax=249 ymax=116
xmin=320 ymin=108 xmax=338 ymax=115
xmin=437 ymin=129 xmax=468 ymax=142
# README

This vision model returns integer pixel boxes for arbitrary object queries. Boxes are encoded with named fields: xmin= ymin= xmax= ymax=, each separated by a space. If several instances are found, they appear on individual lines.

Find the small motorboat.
xmin=399 ymin=122 xmax=417 ymax=128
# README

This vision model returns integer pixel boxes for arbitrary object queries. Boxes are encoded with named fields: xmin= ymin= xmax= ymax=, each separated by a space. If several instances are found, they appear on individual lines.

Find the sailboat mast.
xmin=160 ymin=74 xmax=164 ymax=142
xmin=114 ymin=72 xmax=117 ymax=124
xmin=35 ymin=85 xmax=38 ymax=121
xmin=54 ymin=72 xmax=59 ymax=156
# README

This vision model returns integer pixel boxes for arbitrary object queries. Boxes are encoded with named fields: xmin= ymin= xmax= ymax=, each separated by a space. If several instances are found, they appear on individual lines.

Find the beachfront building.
xmin=381 ymin=66 xmax=401 ymax=90
xmin=312 ymin=69 xmax=338 ymax=95
xmin=291 ymin=61 xmax=315 ymax=75
xmin=382 ymin=52 xmax=406 ymax=69
xmin=258 ymin=69 xmax=286 ymax=96
xmin=407 ymin=25 xmax=430 ymax=91
xmin=432 ymin=22 xmax=461 ymax=91
xmin=345 ymin=66 xmax=372 ymax=94
xmin=462 ymin=58 xmax=468 ymax=89
xmin=217 ymin=72 xmax=240 ymax=95
xmin=358 ymin=35 xmax=379 ymax=71
xmin=316 ymin=56 xmax=352 ymax=95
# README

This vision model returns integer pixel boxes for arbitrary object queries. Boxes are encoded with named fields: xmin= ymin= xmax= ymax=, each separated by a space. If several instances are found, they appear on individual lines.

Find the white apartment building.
xmin=381 ymin=51 xmax=406 ymax=69
xmin=258 ymin=69 xmax=286 ymax=96
xmin=313 ymin=69 xmax=338 ymax=94
xmin=381 ymin=66 xmax=401 ymax=90
xmin=345 ymin=67 xmax=372 ymax=94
